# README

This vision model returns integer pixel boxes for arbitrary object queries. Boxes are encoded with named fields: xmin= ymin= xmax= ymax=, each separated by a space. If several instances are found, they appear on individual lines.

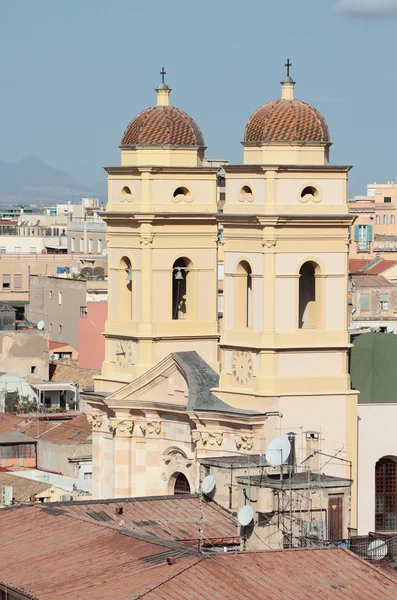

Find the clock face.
xmin=231 ymin=351 xmax=253 ymax=385
xmin=115 ymin=340 xmax=133 ymax=369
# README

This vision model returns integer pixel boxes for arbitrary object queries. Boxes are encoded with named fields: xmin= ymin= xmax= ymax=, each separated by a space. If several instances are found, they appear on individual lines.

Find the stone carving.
xmin=192 ymin=431 xmax=223 ymax=447
xmin=139 ymin=234 xmax=154 ymax=245
xmin=235 ymin=435 xmax=254 ymax=451
xmin=87 ymin=413 xmax=103 ymax=430
xmin=109 ymin=418 xmax=134 ymax=437
xmin=140 ymin=421 xmax=162 ymax=436
xmin=262 ymin=238 xmax=277 ymax=249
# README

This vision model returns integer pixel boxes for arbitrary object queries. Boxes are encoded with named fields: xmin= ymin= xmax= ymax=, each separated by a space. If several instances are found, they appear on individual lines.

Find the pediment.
xmin=106 ymin=355 xmax=189 ymax=408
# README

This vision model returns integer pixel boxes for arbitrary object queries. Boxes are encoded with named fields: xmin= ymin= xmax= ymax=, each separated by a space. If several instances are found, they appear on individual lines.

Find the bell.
xmin=174 ymin=269 xmax=184 ymax=280
xmin=125 ymin=267 xmax=133 ymax=281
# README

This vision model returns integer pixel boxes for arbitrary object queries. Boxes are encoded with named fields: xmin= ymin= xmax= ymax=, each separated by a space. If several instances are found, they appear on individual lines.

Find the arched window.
xmin=375 ymin=457 xmax=397 ymax=531
xmin=235 ymin=260 xmax=252 ymax=328
xmin=118 ymin=256 xmax=133 ymax=320
xmin=173 ymin=473 xmax=190 ymax=495
xmin=298 ymin=261 xmax=318 ymax=329
xmin=172 ymin=257 xmax=192 ymax=320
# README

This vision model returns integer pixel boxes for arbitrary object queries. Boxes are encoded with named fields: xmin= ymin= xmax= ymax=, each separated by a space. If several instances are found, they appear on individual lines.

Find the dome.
xmin=121 ymin=105 xmax=205 ymax=147
xmin=244 ymin=98 xmax=330 ymax=144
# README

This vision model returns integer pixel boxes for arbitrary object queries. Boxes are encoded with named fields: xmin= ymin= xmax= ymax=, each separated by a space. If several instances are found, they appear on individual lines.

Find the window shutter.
xmin=2 ymin=274 xmax=10 ymax=285
xmin=14 ymin=274 xmax=22 ymax=289
xmin=361 ymin=293 xmax=370 ymax=311
xmin=380 ymin=293 xmax=389 ymax=302
xmin=354 ymin=225 xmax=359 ymax=242
xmin=367 ymin=225 xmax=373 ymax=241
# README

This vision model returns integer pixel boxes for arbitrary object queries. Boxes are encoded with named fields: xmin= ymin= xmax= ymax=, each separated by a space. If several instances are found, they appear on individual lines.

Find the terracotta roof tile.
xmin=351 ymin=274 xmax=396 ymax=288
xmin=142 ymin=546 xmax=397 ymax=599
xmin=49 ymin=363 xmax=100 ymax=391
xmin=349 ymin=259 xmax=370 ymax=274
xmin=0 ymin=414 xmax=29 ymax=433
xmin=121 ymin=105 xmax=205 ymax=147
xmin=0 ymin=506 xmax=395 ymax=599
xmin=20 ymin=414 xmax=91 ymax=445
xmin=364 ymin=260 xmax=397 ymax=275
xmin=0 ymin=473 xmax=51 ymax=502
xmin=59 ymin=495 xmax=238 ymax=545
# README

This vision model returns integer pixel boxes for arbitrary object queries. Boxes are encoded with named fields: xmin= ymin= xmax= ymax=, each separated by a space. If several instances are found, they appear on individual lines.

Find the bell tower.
xmin=212 ymin=66 xmax=358 ymax=523
xmin=95 ymin=72 xmax=219 ymax=393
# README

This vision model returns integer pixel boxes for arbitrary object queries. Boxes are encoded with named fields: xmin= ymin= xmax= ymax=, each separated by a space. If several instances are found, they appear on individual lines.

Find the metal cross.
xmin=160 ymin=67 xmax=166 ymax=83
xmin=285 ymin=59 xmax=292 ymax=77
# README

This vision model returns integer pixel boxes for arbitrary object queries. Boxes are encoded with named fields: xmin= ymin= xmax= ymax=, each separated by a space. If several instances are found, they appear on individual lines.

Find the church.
xmin=84 ymin=64 xmax=358 ymax=525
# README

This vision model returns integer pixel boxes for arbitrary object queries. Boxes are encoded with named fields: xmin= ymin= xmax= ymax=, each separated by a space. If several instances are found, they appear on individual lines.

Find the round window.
xmin=120 ymin=186 xmax=133 ymax=202
xmin=299 ymin=185 xmax=322 ymax=203
xmin=172 ymin=186 xmax=193 ymax=203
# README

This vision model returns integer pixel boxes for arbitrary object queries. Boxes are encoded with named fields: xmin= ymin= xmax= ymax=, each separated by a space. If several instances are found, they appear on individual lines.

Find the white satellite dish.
xmin=201 ymin=475 xmax=215 ymax=495
xmin=37 ymin=320 xmax=45 ymax=330
xmin=265 ymin=436 xmax=291 ymax=468
xmin=367 ymin=539 xmax=388 ymax=560
xmin=102 ymin=249 xmax=108 ymax=257
xmin=238 ymin=505 xmax=254 ymax=527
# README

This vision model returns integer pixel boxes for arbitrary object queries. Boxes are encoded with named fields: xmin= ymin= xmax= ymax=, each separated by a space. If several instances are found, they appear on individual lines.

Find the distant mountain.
xmin=0 ymin=156 xmax=106 ymax=204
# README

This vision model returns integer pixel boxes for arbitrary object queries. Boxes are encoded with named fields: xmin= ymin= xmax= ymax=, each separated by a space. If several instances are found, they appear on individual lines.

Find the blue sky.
xmin=1 ymin=0 xmax=397 ymax=194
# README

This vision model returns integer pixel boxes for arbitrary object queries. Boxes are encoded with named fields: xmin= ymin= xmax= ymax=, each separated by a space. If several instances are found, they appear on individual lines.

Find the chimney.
xmin=167 ymin=557 xmax=176 ymax=565
xmin=115 ymin=506 xmax=123 ymax=515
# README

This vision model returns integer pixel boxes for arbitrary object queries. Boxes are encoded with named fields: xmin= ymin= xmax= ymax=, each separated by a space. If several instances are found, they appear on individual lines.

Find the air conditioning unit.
xmin=50 ymin=354 xmax=58 ymax=361
xmin=60 ymin=494 xmax=72 ymax=502
xmin=303 ymin=521 xmax=326 ymax=541
xmin=2 ymin=485 xmax=12 ymax=506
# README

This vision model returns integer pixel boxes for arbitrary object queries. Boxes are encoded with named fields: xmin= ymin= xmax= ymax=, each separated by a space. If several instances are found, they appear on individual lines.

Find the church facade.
xmin=84 ymin=67 xmax=358 ymax=525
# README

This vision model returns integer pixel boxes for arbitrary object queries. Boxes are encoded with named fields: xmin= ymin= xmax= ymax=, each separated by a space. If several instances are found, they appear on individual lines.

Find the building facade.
xmin=84 ymin=69 xmax=358 ymax=529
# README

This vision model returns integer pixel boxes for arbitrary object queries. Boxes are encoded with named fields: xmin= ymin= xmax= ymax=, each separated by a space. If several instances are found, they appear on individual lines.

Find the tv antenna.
xmin=265 ymin=436 xmax=291 ymax=467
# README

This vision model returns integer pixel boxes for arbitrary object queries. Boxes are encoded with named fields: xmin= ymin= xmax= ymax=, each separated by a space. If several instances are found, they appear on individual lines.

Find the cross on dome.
xmin=160 ymin=67 xmax=166 ymax=84
xmin=285 ymin=58 xmax=292 ymax=77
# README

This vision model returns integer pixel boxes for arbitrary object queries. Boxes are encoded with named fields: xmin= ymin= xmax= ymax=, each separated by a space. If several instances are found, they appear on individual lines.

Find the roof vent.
xmin=167 ymin=557 xmax=176 ymax=565
xmin=116 ymin=506 xmax=123 ymax=515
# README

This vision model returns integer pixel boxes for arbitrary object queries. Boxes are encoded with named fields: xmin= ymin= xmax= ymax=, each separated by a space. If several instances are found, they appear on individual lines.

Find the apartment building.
xmin=27 ymin=274 xmax=107 ymax=351
xmin=349 ymin=180 xmax=397 ymax=258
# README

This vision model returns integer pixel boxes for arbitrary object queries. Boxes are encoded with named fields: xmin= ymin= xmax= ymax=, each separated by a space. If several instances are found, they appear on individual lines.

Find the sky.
xmin=1 ymin=0 xmax=397 ymax=194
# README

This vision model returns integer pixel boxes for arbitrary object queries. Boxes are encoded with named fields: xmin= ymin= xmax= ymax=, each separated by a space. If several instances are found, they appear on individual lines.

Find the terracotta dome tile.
xmin=121 ymin=105 xmax=205 ymax=147
xmin=244 ymin=99 xmax=330 ymax=144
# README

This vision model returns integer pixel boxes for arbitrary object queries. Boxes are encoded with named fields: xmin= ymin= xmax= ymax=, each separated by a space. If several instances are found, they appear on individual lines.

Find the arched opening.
xmin=235 ymin=260 xmax=253 ymax=329
xmin=298 ymin=261 xmax=318 ymax=329
xmin=120 ymin=186 xmax=132 ymax=202
xmin=173 ymin=473 xmax=190 ymax=495
xmin=172 ymin=186 xmax=192 ymax=202
xmin=300 ymin=186 xmax=320 ymax=203
xmin=172 ymin=257 xmax=191 ymax=320
xmin=375 ymin=456 xmax=397 ymax=531
xmin=238 ymin=185 xmax=254 ymax=202
xmin=118 ymin=256 xmax=133 ymax=320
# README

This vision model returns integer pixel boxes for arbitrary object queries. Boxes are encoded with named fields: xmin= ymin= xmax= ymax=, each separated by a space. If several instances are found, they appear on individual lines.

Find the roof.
xmin=142 ymin=546 xmax=397 ymax=600
xmin=350 ymin=259 xmax=371 ymax=274
xmin=172 ymin=352 xmax=266 ymax=416
xmin=121 ymin=105 xmax=205 ymax=147
xmin=49 ymin=341 xmax=75 ymax=352
xmin=0 ymin=506 xmax=396 ymax=599
xmin=47 ymin=494 xmax=238 ymax=545
xmin=351 ymin=274 xmax=396 ymax=288
xmin=244 ymin=98 xmax=330 ymax=144
xmin=349 ymin=258 xmax=397 ymax=275
xmin=0 ymin=505 xmax=200 ymax=600
xmin=49 ymin=363 xmax=100 ymax=391
xmin=20 ymin=413 xmax=92 ymax=445
xmin=0 ymin=414 xmax=29 ymax=433
xmin=237 ymin=471 xmax=351 ymax=490
xmin=0 ymin=473 xmax=51 ymax=502
xmin=350 ymin=332 xmax=397 ymax=403
xmin=0 ymin=431 xmax=36 ymax=444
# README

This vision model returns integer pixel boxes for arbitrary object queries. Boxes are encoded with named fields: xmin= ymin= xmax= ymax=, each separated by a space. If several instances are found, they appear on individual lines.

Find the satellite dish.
xmin=265 ymin=436 xmax=291 ymax=467
xmin=102 ymin=249 xmax=108 ymax=257
xmin=367 ymin=539 xmax=388 ymax=560
xmin=37 ymin=320 xmax=45 ymax=330
xmin=238 ymin=505 xmax=254 ymax=527
xmin=201 ymin=475 xmax=215 ymax=495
